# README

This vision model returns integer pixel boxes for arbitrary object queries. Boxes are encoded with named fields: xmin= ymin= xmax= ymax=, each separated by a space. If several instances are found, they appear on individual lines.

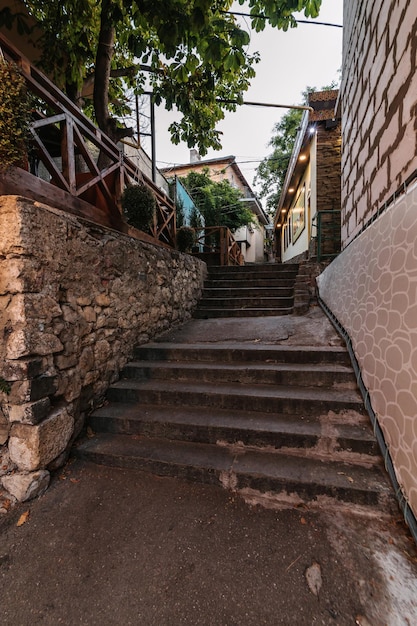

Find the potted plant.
xmin=121 ymin=184 xmax=156 ymax=232
xmin=176 ymin=226 xmax=195 ymax=253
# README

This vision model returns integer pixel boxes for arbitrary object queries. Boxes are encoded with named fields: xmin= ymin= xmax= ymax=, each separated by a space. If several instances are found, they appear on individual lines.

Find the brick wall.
xmin=341 ymin=0 xmax=417 ymax=246
xmin=316 ymin=123 xmax=341 ymax=213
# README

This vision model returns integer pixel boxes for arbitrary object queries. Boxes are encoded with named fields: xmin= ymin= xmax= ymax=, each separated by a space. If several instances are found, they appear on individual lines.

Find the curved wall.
xmin=317 ymin=182 xmax=417 ymax=517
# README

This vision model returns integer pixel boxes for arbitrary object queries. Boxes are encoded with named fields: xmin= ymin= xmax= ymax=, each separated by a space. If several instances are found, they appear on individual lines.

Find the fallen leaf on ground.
xmin=17 ymin=510 xmax=30 ymax=527
xmin=300 ymin=517 xmax=307 ymax=525
xmin=305 ymin=562 xmax=322 ymax=597
xmin=70 ymin=478 xmax=80 ymax=484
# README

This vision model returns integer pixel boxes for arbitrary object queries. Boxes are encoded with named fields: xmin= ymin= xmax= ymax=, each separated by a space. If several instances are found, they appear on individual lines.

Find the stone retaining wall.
xmin=0 ymin=196 xmax=206 ymax=505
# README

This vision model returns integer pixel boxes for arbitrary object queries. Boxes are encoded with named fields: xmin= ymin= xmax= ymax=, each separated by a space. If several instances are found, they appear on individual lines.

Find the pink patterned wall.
xmin=317 ymin=182 xmax=417 ymax=518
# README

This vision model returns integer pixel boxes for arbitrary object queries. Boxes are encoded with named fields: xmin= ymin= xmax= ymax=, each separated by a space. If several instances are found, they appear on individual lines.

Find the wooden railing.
xmin=0 ymin=33 xmax=175 ymax=247
xmin=193 ymin=226 xmax=244 ymax=266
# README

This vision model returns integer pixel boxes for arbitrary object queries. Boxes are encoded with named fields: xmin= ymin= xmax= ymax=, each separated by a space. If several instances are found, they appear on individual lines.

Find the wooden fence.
xmin=193 ymin=226 xmax=244 ymax=266
xmin=0 ymin=33 xmax=176 ymax=247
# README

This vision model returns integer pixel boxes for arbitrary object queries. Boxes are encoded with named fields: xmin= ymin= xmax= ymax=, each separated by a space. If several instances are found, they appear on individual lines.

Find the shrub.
xmin=121 ymin=184 xmax=156 ymax=232
xmin=176 ymin=226 xmax=195 ymax=253
xmin=0 ymin=59 xmax=32 ymax=171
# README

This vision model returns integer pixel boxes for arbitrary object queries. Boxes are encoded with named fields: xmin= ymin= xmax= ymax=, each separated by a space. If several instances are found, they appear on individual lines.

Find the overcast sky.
xmin=144 ymin=0 xmax=343 ymax=198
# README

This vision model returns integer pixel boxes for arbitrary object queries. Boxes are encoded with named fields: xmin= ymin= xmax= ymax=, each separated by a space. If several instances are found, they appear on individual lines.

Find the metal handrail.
xmin=311 ymin=210 xmax=341 ymax=262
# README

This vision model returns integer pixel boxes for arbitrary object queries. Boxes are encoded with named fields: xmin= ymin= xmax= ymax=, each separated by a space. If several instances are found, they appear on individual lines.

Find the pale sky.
xmin=143 ymin=0 xmax=343 ymax=198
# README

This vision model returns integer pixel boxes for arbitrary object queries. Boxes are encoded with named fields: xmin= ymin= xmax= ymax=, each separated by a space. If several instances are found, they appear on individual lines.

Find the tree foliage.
xmin=1 ymin=0 xmax=322 ymax=148
xmin=0 ymin=59 xmax=32 ymax=171
xmin=255 ymin=82 xmax=338 ymax=214
xmin=181 ymin=170 xmax=254 ymax=232
xmin=254 ymin=108 xmax=302 ymax=214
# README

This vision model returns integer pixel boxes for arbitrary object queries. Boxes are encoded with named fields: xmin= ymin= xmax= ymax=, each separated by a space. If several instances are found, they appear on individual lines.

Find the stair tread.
xmin=198 ymin=300 xmax=294 ymax=307
xmin=126 ymin=360 xmax=354 ymax=373
xmin=140 ymin=342 xmax=348 ymax=354
xmin=193 ymin=309 xmax=295 ymax=317
xmin=91 ymin=403 xmax=373 ymax=440
xmin=76 ymin=433 xmax=391 ymax=495
xmin=112 ymin=377 xmax=362 ymax=403
xmin=203 ymin=287 xmax=293 ymax=292
xmin=77 ymin=262 xmax=395 ymax=510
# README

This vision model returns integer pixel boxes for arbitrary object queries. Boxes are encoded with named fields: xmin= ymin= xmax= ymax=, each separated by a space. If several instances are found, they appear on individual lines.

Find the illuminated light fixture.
xmin=281 ymin=208 xmax=287 ymax=213
xmin=299 ymin=154 xmax=307 ymax=161
xmin=288 ymin=188 xmax=294 ymax=193
xmin=309 ymin=125 xmax=316 ymax=135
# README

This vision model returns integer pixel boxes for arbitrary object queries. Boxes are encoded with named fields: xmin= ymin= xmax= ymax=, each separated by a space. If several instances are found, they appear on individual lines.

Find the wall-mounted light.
xmin=281 ymin=208 xmax=287 ymax=213
xmin=309 ymin=125 xmax=316 ymax=135
xmin=299 ymin=154 xmax=307 ymax=162
xmin=288 ymin=188 xmax=294 ymax=193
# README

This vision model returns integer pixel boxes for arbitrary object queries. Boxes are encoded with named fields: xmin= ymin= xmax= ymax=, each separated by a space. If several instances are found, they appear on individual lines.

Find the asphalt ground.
xmin=1 ymin=458 xmax=417 ymax=626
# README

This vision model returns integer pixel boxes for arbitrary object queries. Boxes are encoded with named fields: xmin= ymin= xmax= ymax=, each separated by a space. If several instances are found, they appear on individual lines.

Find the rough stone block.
xmin=0 ymin=357 xmax=43 ymax=382
xmin=55 ymin=354 xmax=78 ymax=370
xmin=0 ymin=407 xmax=9 ymax=444
xmin=83 ymin=306 xmax=97 ymax=322
xmin=2 ymin=470 xmax=50 ymax=502
xmin=0 ymin=448 xmax=15 ymax=476
xmin=94 ymin=339 xmax=111 ymax=366
xmin=8 ymin=407 xmax=74 ymax=471
xmin=30 ymin=375 xmax=58 ymax=401
xmin=61 ymin=304 xmax=79 ymax=324
xmin=6 ymin=329 xmax=63 ymax=359
xmin=95 ymin=293 xmax=111 ymax=307
xmin=24 ymin=294 xmax=62 ymax=323
xmin=76 ymin=296 xmax=92 ymax=306
xmin=8 ymin=397 xmax=51 ymax=425
xmin=0 ymin=258 xmax=23 ymax=295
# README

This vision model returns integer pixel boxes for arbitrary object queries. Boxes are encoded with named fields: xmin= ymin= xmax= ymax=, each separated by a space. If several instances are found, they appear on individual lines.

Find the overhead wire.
xmin=225 ymin=11 xmax=343 ymax=28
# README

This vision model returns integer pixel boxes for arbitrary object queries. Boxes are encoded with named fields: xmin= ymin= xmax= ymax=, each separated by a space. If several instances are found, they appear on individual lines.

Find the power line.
xmin=225 ymin=11 xmax=343 ymax=28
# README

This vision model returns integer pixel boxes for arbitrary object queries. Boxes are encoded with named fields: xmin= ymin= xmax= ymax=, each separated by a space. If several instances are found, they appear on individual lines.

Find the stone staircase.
xmin=75 ymin=338 xmax=394 ymax=512
xmin=193 ymin=263 xmax=299 ymax=318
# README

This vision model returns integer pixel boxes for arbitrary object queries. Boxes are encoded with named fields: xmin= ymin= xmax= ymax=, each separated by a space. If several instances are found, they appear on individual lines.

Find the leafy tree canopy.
xmin=181 ymin=169 xmax=254 ymax=231
xmin=1 ymin=0 xmax=322 ymax=149
xmin=254 ymin=81 xmax=338 ymax=214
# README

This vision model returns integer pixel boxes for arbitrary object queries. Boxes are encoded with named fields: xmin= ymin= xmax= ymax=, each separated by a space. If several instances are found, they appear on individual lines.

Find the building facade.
xmin=275 ymin=90 xmax=341 ymax=263
xmin=162 ymin=153 xmax=270 ymax=263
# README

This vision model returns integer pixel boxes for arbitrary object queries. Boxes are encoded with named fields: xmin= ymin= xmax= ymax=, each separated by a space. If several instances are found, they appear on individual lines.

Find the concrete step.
xmin=88 ymin=403 xmax=378 ymax=457
xmin=75 ymin=433 xmax=394 ymax=509
xmin=203 ymin=287 xmax=295 ymax=298
xmin=122 ymin=360 xmax=357 ymax=389
xmin=78 ymin=324 xmax=393 ymax=511
xmin=208 ymin=264 xmax=299 ymax=275
xmin=197 ymin=296 xmax=295 ymax=309
xmin=106 ymin=379 xmax=366 ymax=416
xmin=206 ymin=271 xmax=298 ymax=281
xmin=134 ymin=343 xmax=352 ymax=366
xmin=197 ymin=264 xmax=298 ymax=318
xmin=204 ymin=278 xmax=297 ymax=288
xmin=193 ymin=307 xmax=295 ymax=318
